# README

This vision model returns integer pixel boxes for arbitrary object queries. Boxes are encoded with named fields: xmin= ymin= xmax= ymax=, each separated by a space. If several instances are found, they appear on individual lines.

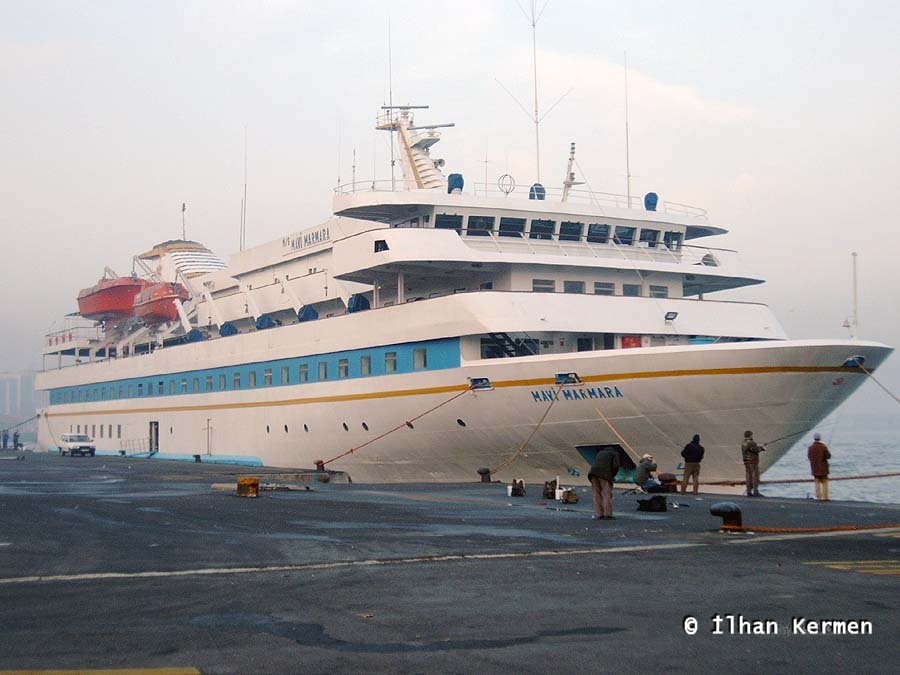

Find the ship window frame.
xmin=180 ymin=379 xmax=187 ymax=394
xmin=192 ymin=377 xmax=200 ymax=393
xmin=281 ymin=366 xmax=290 ymax=385
xmin=498 ymin=216 xmax=526 ymax=238
xmin=360 ymin=355 xmax=371 ymax=376
xmin=413 ymin=348 xmax=427 ymax=370
xmin=434 ymin=213 xmax=463 ymax=234
xmin=248 ymin=371 xmax=256 ymax=388
xmin=639 ymin=228 xmax=660 ymax=248
xmin=128 ymin=384 xmax=135 ymax=398
xmin=649 ymin=284 xmax=669 ymax=298
xmin=117 ymin=424 xmax=122 ymax=439
xmin=623 ymin=283 xmax=642 ymax=297
xmin=532 ymin=279 xmax=555 ymax=293
xmin=205 ymin=375 xmax=213 ymax=391
xmin=338 ymin=359 xmax=349 ymax=378
xmin=529 ymin=218 xmax=556 ymax=240
xmin=264 ymin=369 xmax=273 ymax=386
xmin=594 ymin=281 xmax=615 ymax=296
xmin=318 ymin=362 xmax=328 ymax=380
xmin=233 ymin=372 xmax=241 ymax=389
xmin=586 ymin=223 xmax=610 ymax=244
xmin=385 ymin=351 xmax=398 ymax=373
xmin=663 ymin=231 xmax=684 ymax=251
xmin=559 ymin=221 xmax=584 ymax=241
xmin=563 ymin=280 xmax=585 ymax=294
xmin=168 ymin=381 xmax=175 ymax=395
xmin=466 ymin=215 xmax=495 ymax=236
xmin=219 ymin=374 xmax=227 ymax=390
xmin=614 ymin=226 xmax=637 ymax=246
xmin=299 ymin=364 xmax=309 ymax=383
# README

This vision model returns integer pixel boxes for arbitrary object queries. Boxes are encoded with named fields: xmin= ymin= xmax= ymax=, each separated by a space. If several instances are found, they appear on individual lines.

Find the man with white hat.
xmin=808 ymin=432 xmax=832 ymax=501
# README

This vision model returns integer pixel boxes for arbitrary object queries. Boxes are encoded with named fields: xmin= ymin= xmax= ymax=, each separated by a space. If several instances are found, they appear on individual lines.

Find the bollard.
xmin=710 ymin=501 xmax=743 ymax=529
xmin=477 ymin=467 xmax=492 ymax=483
xmin=236 ymin=476 xmax=260 ymax=498
xmin=193 ymin=454 xmax=201 ymax=463
xmin=118 ymin=450 xmax=126 ymax=457
xmin=315 ymin=459 xmax=325 ymax=471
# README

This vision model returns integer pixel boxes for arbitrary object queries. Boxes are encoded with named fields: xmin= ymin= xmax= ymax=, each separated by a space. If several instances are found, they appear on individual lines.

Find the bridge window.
xmin=180 ymin=379 xmax=187 ymax=394
xmin=193 ymin=377 xmax=200 ymax=392
xmin=413 ymin=348 xmax=427 ymax=370
xmin=232 ymin=372 xmax=241 ymax=389
xmin=614 ymin=226 xmax=636 ymax=246
xmin=129 ymin=384 xmax=135 ymax=398
xmin=594 ymin=282 xmax=615 ymax=296
xmin=281 ymin=366 xmax=290 ymax=385
xmin=586 ymin=223 xmax=610 ymax=244
xmin=385 ymin=351 xmax=397 ymax=373
xmin=374 ymin=240 xmax=389 ymax=252
xmin=264 ymin=369 xmax=273 ymax=386
xmin=338 ymin=359 xmax=349 ymax=378
xmin=639 ymin=229 xmax=660 ymax=248
xmin=663 ymin=231 xmax=684 ymax=251
xmin=360 ymin=355 xmax=371 ymax=376
xmin=498 ymin=217 xmax=526 ymax=238
xmin=248 ymin=371 xmax=257 ymax=388
xmin=318 ymin=362 xmax=328 ymax=380
xmin=623 ymin=284 xmax=642 ymax=297
xmin=466 ymin=215 xmax=494 ymax=236
xmin=559 ymin=221 xmax=583 ymax=241
xmin=649 ymin=285 xmax=669 ymax=298
xmin=435 ymin=214 xmax=463 ymax=233
xmin=529 ymin=219 xmax=556 ymax=240
xmin=219 ymin=374 xmax=227 ymax=390
xmin=299 ymin=364 xmax=309 ymax=383
xmin=564 ymin=280 xmax=585 ymax=294
xmin=533 ymin=279 xmax=555 ymax=293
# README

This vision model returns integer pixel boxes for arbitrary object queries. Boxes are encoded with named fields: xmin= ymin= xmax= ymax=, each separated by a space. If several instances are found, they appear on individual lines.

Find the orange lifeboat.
xmin=78 ymin=277 xmax=150 ymax=322
xmin=133 ymin=283 xmax=190 ymax=323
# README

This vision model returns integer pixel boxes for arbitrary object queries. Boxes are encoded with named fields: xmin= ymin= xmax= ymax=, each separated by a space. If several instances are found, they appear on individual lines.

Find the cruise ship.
xmin=35 ymin=107 xmax=893 ymax=483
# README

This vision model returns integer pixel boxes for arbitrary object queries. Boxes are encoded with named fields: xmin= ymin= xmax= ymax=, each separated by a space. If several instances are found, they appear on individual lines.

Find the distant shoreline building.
xmin=0 ymin=371 xmax=40 ymax=425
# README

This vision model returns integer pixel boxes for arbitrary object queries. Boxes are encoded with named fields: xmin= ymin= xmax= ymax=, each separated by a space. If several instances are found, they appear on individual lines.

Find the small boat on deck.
xmin=77 ymin=276 xmax=150 ymax=322
xmin=133 ymin=282 xmax=189 ymax=323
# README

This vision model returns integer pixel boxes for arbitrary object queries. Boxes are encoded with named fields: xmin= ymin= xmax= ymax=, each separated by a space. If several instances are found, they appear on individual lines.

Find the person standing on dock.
xmin=808 ymin=433 xmax=831 ymax=501
xmin=1 ymin=430 xmax=8 ymax=449
xmin=741 ymin=430 xmax=764 ymax=497
xmin=588 ymin=448 xmax=620 ymax=520
xmin=680 ymin=434 xmax=705 ymax=494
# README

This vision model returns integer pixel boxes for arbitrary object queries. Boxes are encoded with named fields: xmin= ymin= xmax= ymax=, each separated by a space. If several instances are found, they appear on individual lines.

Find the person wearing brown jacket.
xmin=808 ymin=432 xmax=832 ymax=501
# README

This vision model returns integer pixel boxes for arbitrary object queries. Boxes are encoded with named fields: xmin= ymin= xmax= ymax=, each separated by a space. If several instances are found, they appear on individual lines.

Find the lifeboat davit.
xmin=77 ymin=277 xmax=150 ymax=322
xmin=134 ymin=282 xmax=189 ymax=323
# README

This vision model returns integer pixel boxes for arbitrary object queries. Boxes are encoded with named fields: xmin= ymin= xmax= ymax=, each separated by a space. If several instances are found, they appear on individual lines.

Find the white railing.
xmin=334 ymin=179 xmax=707 ymax=219
xmin=45 ymin=325 xmax=104 ymax=347
xmin=461 ymin=230 xmax=736 ymax=268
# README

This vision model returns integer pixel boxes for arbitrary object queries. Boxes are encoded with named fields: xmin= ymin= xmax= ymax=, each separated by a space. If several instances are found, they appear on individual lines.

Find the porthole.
xmin=406 ymin=421 xmax=414 ymax=429
xmin=304 ymin=424 xmax=309 ymax=433
xmin=266 ymin=425 xmax=270 ymax=434
xmin=284 ymin=425 xmax=289 ymax=433
xmin=169 ymin=427 xmax=173 ymax=434
xmin=362 ymin=422 xmax=369 ymax=431
xmin=342 ymin=422 xmax=349 ymax=431
xmin=457 ymin=418 xmax=467 ymax=427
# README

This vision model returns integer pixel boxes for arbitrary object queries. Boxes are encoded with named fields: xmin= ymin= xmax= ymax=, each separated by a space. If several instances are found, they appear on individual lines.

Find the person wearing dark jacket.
xmin=808 ymin=432 xmax=831 ymax=501
xmin=680 ymin=434 xmax=705 ymax=494
xmin=741 ymin=430 xmax=764 ymax=496
xmin=588 ymin=449 xmax=620 ymax=519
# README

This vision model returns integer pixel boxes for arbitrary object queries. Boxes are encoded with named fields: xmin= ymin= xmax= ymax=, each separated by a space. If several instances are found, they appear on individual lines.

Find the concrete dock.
xmin=0 ymin=451 xmax=898 ymax=673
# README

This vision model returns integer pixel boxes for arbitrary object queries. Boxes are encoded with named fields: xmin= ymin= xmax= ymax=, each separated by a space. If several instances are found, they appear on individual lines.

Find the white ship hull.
xmin=37 ymin=339 xmax=890 ymax=483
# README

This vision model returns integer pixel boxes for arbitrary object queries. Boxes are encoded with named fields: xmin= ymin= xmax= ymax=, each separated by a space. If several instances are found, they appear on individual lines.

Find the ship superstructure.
xmin=36 ymin=107 xmax=893 ymax=482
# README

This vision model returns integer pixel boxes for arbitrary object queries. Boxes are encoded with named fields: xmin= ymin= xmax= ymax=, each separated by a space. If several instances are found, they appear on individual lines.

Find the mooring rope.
xmin=720 ymin=522 xmax=900 ymax=534
xmin=490 ymin=382 xmax=567 ymax=475
xmin=708 ymin=471 xmax=900 ymax=487
xmin=321 ymin=386 xmax=473 ymax=466
xmin=858 ymin=362 xmax=900 ymax=407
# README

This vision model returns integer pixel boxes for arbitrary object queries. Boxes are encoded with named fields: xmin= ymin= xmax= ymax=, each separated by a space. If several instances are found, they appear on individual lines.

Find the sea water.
xmin=763 ymin=412 xmax=900 ymax=504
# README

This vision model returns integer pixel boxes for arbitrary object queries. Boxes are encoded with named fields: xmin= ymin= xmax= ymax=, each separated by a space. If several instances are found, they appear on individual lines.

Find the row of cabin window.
xmin=532 ymin=279 xmax=669 ymax=298
xmin=55 ymin=348 xmax=429 ymax=404
xmin=433 ymin=214 xmax=684 ymax=249
xmin=71 ymin=423 xmax=121 ymax=439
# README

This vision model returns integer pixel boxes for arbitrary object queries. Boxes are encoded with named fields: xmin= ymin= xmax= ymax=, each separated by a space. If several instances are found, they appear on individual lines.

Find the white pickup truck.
xmin=58 ymin=433 xmax=96 ymax=457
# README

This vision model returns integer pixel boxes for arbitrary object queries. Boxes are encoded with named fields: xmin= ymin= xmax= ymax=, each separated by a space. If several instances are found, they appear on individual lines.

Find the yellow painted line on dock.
xmin=727 ymin=527 xmax=900 ymax=544
xmin=0 ymin=669 xmax=200 ymax=675
xmin=46 ymin=364 xmax=862 ymax=418
xmin=0 ymin=542 xmax=703 ymax=587
xmin=804 ymin=560 xmax=900 ymax=576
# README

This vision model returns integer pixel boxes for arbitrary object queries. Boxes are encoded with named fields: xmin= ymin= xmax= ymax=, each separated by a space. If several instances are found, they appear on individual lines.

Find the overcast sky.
xmin=2 ymin=0 xmax=899 ymax=418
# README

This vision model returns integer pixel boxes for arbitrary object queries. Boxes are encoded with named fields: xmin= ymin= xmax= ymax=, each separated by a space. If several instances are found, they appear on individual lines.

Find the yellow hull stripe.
xmin=44 ymin=364 xmax=863 ymax=419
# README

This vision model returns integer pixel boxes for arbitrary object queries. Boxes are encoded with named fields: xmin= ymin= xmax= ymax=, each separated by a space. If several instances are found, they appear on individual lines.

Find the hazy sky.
xmin=2 ymin=1 xmax=899 ymax=418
